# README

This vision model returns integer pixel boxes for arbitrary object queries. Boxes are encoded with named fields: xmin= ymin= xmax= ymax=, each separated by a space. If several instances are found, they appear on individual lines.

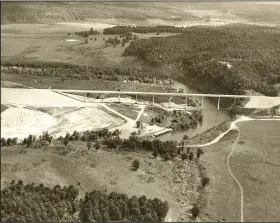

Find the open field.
xmin=1 ymin=74 xmax=172 ymax=92
xmin=198 ymin=120 xmax=280 ymax=221
xmin=1 ymin=23 xmax=176 ymax=67
xmin=1 ymin=142 xmax=201 ymax=221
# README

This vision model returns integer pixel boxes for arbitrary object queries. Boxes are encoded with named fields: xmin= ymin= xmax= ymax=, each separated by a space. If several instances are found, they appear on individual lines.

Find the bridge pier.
xmin=234 ymin=97 xmax=236 ymax=106
xmin=118 ymin=94 xmax=120 ymax=103
xmin=185 ymin=96 xmax=188 ymax=111
xmin=217 ymin=97 xmax=220 ymax=111
xmin=135 ymin=94 xmax=138 ymax=104
xmin=152 ymin=95 xmax=155 ymax=106
xmin=201 ymin=96 xmax=204 ymax=110
xmin=84 ymin=93 xmax=86 ymax=102
xmin=169 ymin=97 xmax=172 ymax=108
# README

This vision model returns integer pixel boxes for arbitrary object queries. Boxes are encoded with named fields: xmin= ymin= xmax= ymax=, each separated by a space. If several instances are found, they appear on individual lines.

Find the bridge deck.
xmin=50 ymin=89 xmax=279 ymax=99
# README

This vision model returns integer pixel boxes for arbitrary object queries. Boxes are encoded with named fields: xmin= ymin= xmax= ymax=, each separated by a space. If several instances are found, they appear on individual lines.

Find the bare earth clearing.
xmin=1 ymin=87 xmax=178 ymax=140
xmin=1 ymin=142 xmax=201 ymax=222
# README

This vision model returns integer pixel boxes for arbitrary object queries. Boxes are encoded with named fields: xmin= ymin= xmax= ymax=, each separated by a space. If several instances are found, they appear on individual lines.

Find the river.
xmin=157 ymin=80 xmax=231 ymax=141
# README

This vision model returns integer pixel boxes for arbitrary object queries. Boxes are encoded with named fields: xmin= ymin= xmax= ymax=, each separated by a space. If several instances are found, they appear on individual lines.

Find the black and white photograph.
xmin=1 ymin=1 xmax=280 ymax=222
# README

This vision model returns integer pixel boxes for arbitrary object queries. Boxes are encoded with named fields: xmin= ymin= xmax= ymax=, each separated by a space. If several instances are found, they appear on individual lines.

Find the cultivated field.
xmin=198 ymin=120 xmax=280 ymax=222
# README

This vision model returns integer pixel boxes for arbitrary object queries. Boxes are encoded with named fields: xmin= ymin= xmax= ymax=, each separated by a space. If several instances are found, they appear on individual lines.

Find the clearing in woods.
xmin=1 ymin=140 xmax=202 ymax=222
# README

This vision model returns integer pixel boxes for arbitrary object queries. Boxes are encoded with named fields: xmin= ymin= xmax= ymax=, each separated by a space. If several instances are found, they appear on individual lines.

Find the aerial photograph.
xmin=1 ymin=1 xmax=280 ymax=222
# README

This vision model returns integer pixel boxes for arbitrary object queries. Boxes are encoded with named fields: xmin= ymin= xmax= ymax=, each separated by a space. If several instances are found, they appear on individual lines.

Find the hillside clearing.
xmin=198 ymin=120 xmax=280 ymax=221
xmin=1 ymin=143 xmax=201 ymax=221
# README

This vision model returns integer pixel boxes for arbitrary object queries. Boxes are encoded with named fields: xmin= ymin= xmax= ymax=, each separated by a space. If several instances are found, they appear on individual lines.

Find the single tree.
xmin=22 ymin=138 xmax=27 ymax=145
xmin=18 ymin=180 xmax=23 ymax=185
xmin=12 ymin=137 xmax=18 ymax=145
xmin=131 ymin=159 xmax=140 ymax=171
xmin=152 ymin=149 xmax=158 ymax=158
xmin=190 ymin=204 xmax=200 ymax=219
xmin=201 ymin=176 xmax=210 ymax=187
xmin=181 ymin=153 xmax=188 ymax=161
xmin=95 ymin=142 xmax=100 ymax=150
xmin=197 ymin=148 xmax=204 ymax=159
xmin=136 ymin=121 xmax=141 ymax=128
xmin=26 ymin=137 xmax=33 ymax=148
xmin=87 ymin=141 xmax=93 ymax=151
xmin=47 ymin=136 xmax=53 ymax=145
xmin=68 ymin=32 xmax=70 ymax=36
xmin=188 ymin=151 xmax=194 ymax=161
xmin=63 ymin=138 xmax=69 ymax=147
xmin=84 ymin=39 xmax=88 ymax=44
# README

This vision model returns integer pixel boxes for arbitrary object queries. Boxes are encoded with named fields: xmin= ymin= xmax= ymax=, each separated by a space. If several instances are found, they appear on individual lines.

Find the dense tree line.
xmin=74 ymin=28 xmax=99 ymax=38
xmin=1 ymin=60 xmax=171 ymax=84
xmin=123 ymin=24 xmax=280 ymax=96
xmin=1 ymin=137 xmax=18 ymax=147
xmin=1 ymin=127 xmax=205 ymax=162
xmin=1 ymin=181 xmax=169 ymax=222
xmin=103 ymin=25 xmax=190 ymax=35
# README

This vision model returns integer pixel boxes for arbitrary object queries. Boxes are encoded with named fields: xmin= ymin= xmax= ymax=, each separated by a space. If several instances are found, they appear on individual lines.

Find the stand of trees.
xmin=1 ymin=60 xmax=171 ymax=84
xmin=1 ymin=181 xmax=169 ymax=222
xmin=150 ymin=109 xmax=203 ymax=131
xmin=103 ymin=25 xmax=190 ymax=35
xmin=123 ymin=24 xmax=280 ymax=96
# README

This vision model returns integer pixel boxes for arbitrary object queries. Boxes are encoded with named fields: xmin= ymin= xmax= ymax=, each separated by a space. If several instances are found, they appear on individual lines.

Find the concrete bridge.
xmin=50 ymin=89 xmax=279 ymax=111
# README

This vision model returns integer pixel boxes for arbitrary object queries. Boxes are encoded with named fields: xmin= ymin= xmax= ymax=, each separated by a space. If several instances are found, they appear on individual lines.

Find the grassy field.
xmin=1 ymin=141 xmax=201 ymax=221
xmin=1 ymin=23 xmax=176 ymax=67
xmin=199 ymin=120 xmax=280 ymax=221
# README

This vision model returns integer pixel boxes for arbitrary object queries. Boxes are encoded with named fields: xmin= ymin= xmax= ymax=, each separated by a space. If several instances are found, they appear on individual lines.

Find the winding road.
xmin=178 ymin=116 xmax=280 ymax=222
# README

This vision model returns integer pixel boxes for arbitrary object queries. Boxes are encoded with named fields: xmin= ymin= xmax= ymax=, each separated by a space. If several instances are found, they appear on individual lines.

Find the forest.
xmin=123 ymin=24 xmax=280 ymax=96
xmin=1 ymin=181 xmax=169 ymax=222
xmin=103 ymin=25 xmax=190 ymax=35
